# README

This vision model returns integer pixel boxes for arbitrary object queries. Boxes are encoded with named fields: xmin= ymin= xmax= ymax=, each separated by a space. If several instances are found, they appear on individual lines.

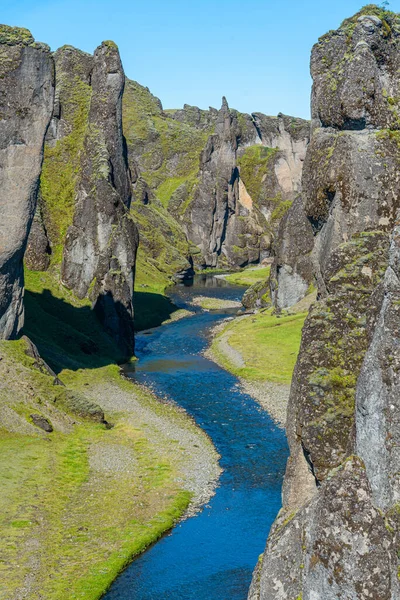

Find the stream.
xmin=104 ymin=275 xmax=288 ymax=600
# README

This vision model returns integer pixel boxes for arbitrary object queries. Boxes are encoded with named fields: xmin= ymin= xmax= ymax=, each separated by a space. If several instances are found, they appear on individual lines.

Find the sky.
xmin=2 ymin=0 xmax=400 ymax=119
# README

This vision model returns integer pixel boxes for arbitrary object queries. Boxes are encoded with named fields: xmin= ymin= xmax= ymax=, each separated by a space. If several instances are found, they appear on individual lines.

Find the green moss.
xmin=0 ymin=25 xmax=34 ymax=46
xmin=40 ymin=75 xmax=92 ymax=264
xmin=271 ymin=200 xmax=292 ymax=223
xmin=299 ymin=231 xmax=390 ymax=464
xmin=155 ymin=172 xmax=198 ymax=208
xmin=340 ymin=4 xmax=398 ymax=33
xmin=237 ymin=145 xmax=278 ymax=205
xmin=102 ymin=40 xmax=118 ymax=49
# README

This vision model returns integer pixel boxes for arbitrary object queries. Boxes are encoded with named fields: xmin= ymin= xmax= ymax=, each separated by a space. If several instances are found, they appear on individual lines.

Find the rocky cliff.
xmin=123 ymin=81 xmax=309 ymax=270
xmin=27 ymin=42 xmax=138 ymax=354
xmin=0 ymin=26 xmax=54 ymax=339
xmin=251 ymin=6 xmax=400 ymax=599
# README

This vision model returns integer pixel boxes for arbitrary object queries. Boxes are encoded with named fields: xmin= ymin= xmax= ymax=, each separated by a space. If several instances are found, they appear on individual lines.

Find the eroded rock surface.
xmin=0 ymin=26 xmax=54 ymax=338
xmin=32 ymin=42 xmax=138 ymax=355
xmin=252 ymin=7 xmax=400 ymax=599
xmin=124 ymin=82 xmax=309 ymax=270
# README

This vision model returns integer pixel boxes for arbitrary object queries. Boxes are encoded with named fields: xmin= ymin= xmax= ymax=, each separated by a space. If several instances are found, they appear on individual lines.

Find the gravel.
xmin=82 ymin=378 xmax=221 ymax=517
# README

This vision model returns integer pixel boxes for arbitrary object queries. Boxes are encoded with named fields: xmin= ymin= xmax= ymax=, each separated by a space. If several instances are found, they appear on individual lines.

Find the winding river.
xmin=104 ymin=275 xmax=288 ymax=600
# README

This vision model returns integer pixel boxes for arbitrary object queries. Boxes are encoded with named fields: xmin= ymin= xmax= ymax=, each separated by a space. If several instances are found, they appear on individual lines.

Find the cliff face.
xmin=252 ymin=7 xmax=400 ymax=599
xmin=0 ymin=26 xmax=54 ymax=339
xmin=29 ymin=43 xmax=138 ymax=354
xmin=123 ymin=82 xmax=309 ymax=270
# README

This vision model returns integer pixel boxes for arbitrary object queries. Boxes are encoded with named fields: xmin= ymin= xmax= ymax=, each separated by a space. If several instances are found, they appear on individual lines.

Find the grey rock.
xmin=25 ymin=196 xmax=51 ymax=271
xmin=253 ymin=457 xmax=398 ymax=600
xmin=252 ymin=9 xmax=400 ymax=599
xmin=311 ymin=10 xmax=400 ymax=131
xmin=41 ymin=42 xmax=138 ymax=355
xmin=30 ymin=413 xmax=53 ymax=432
xmin=356 ymin=219 xmax=400 ymax=511
xmin=271 ymin=195 xmax=314 ymax=309
xmin=0 ymin=25 xmax=54 ymax=338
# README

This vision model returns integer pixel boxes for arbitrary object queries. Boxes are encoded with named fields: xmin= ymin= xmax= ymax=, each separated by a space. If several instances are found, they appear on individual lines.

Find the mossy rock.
xmin=54 ymin=389 xmax=104 ymax=422
xmin=0 ymin=25 xmax=35 ymax=46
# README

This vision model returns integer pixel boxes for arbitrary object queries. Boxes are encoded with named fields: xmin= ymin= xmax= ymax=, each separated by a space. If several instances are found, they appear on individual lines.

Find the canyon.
xmin=1 ymin=4 xmax=400 ymax=599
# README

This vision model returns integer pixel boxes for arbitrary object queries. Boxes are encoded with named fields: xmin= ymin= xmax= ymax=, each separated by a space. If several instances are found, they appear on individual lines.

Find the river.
xmin=103 ymin=275 xmax=288 ymax=600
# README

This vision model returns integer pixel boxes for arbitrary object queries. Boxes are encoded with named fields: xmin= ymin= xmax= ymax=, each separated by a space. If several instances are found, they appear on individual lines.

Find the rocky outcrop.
xmin=34 ymin=43 xmax=138 ymax=354
xmin=0 ymin=26 xmax=54 ymax=338
xmin=270 ymin=195 xmax=314 ymax=309
xmin=123 ymin=82 xmax=309 ymax=271
xmin=252 ymin=6 xmax=400 ymax=599
xmin=24 ymin=197 xmax=51 ymax=271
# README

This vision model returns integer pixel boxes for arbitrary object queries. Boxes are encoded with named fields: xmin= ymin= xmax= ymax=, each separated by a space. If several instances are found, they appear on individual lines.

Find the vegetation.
xmin=40 ymin=65 xmax=92 ymax=264
xmin=0 ymin=24 xmax=35 ymax=45
xmin=211 ymin=309 xmax=307 ymax=384
xmin=237 ymin=145 xmax=278 ymax=205
xmin=224 ymin=266 xmax=271 ymax=287
xmin=123 ymin=79 xmax=211 ymax=211
xmin=340 ymin=4 xmax=398 ymax=31
xmin=131 ymin=202 xmax=192 ymax=330
xmin=0 ymin=267 xmax=216 ymax=599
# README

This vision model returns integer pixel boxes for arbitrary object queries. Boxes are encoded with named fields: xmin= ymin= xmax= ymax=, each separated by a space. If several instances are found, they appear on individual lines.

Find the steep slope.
xmin=26 ymin=43 xmax=138 ymax=355
xmin=251 ymin=6 xmax=400 ymax=599
xmin=0 ymin=26 xmax=54 ymax=339
xmin=123 ymin=80 xmax=309 ymax=271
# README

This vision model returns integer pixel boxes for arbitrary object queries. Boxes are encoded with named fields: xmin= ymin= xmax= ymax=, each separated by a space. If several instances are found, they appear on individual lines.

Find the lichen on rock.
xmin=30 ymin=41 xmax=138 ymax=355
xmin=251 ymin=7 xmax=400 ymax=599
xmin=0 ymin=25 xmax=54 ymax=339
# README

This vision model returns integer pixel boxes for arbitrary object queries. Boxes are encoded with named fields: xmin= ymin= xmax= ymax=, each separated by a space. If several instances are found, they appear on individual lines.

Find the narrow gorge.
xmin=1 ymin=4 xmax=400 ymax=600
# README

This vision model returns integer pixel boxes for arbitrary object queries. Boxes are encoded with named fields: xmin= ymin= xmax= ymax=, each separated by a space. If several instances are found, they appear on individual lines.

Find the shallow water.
xmin=104 ymin=275 xmax=288 ymax=600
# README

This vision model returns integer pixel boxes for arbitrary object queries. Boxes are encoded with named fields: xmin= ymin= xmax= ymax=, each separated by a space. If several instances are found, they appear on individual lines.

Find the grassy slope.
xmin=0 ymin=270 xmax=217 ymax=600
xmin=211 ymin=310 xmax=307 ymax=384
xmin=224 ymin=266 xmax=271 ymax=287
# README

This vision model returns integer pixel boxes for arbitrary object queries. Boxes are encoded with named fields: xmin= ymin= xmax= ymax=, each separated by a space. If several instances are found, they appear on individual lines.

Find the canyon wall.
xmin=124 ymin=81 xmax=309 ymax=271
xmin=251 ymin=6 xmax=400 ymax=599
xmin=0 ymin=26 xmax=54 ymax=338
xmin=27 ymin=42 xmax=138 ymax=354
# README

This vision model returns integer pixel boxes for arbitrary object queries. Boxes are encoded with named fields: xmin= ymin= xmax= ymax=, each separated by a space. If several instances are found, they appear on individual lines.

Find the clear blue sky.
xmin=2 ymin=1 xmax=400 ymax=119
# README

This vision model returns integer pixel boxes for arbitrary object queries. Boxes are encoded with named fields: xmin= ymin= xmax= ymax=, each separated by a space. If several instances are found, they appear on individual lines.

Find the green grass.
xmin=211 ymin=310 xmax=306 ymax=384
xmin=24 ymin=269 xmax=125 ymax=372
xmin=133 ymin=244 xmax=179 ymax=331
xmin=0 ymin=391 xmax=193 ymax=600
xmin=0 ymin=265 xmax=215 ymax=599
xmin=224 ymin=266 xmax=271 ymax=287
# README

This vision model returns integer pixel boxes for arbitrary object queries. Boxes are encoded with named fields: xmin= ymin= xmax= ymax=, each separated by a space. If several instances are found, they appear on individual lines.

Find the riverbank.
xmin=102 ymin=274 xmax=289 ymax=599
xmin=204 ymin=294 xmax=316 ymax=427
xmin=1 ymin=271 xmax=220 ymax=600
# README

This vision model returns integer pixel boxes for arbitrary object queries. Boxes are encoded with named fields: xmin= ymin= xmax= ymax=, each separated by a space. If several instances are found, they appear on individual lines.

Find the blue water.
xmin=104 ymin=276 xmax=288 ymax=600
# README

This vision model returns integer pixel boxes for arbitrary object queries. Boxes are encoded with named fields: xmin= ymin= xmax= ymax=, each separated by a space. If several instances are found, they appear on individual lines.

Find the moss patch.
xmin=40 ymin=69 xmax=92 ymax=265
xmin=0 ymin=25 xmax=35 ymax=46
xmin=237 ymin=145 xmax=278 ymax=205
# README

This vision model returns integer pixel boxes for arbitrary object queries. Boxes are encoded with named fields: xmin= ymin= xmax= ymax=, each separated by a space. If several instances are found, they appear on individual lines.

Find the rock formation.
xmin=0 ymin=26 xmax=54 ymax=338
xmin=123 ymin=81 xmax=309 ymax=271
xmin=251 ymin=6 xmax=400 ymax=598
xmin=31 ymin=42 xmax=138 ymax=355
